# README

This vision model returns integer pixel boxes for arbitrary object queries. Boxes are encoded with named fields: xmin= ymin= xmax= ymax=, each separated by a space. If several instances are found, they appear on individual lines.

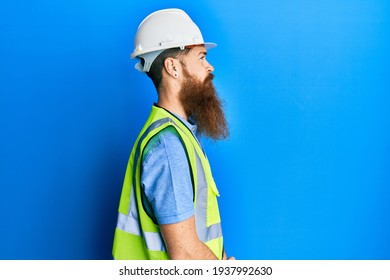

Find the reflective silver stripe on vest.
xmin=143 ymin=231 xmax=166 ymax=252
xmin=117 ymin=212 xmax=141 ymax=236
xmin=117 ymin=213 xmax=166 ymax=251
xmin=194 ymin=150 xmax=222 ymax=243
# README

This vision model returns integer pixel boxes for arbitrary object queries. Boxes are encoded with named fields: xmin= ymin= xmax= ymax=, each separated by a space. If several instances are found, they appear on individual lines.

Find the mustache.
xmin=205 ymin=73 xmax=214 ymax=83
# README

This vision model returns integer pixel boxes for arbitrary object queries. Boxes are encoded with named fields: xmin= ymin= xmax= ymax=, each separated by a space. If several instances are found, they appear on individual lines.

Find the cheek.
xmin=193 ymin=65 xmax=208 ymax=80
xmin=184 ymin=66 xmax=204 ymax=81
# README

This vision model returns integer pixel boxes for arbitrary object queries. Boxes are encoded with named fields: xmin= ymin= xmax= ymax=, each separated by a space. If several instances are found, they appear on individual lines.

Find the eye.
xmin=199 ymin=52 xmax=208 ymax=60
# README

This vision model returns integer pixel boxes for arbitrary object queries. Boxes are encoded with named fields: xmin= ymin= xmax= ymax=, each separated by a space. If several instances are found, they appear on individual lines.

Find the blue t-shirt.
xmin=140 ymin=115 xmax=202 ymax=225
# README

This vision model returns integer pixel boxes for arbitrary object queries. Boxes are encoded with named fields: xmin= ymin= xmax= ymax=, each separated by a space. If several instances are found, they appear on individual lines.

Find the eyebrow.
xmin=199 ymin=51 xmax=207 ymax=56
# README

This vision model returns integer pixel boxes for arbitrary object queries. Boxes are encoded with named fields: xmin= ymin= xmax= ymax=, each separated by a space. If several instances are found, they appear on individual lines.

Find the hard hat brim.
xmin=204 ymin=42 xmax=217 ymax=49
xmin=131 ymin=42 xmax=217 ymax=59
xmin=186 ymin=42 xmax=217 ymax=50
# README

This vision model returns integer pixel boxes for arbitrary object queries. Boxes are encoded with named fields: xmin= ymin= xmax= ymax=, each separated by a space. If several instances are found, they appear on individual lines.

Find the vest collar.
xmin=153 ymin=103 xmax=198 ymax=138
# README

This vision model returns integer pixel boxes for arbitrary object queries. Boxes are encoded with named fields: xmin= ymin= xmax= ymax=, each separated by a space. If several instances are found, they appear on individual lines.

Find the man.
xmin=112 ymin=8 xmax=234 ymax=260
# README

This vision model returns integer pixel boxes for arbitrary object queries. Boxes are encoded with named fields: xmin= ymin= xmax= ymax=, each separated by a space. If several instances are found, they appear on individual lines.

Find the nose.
xmin=206 ymin=60 xmax=214 ymax=73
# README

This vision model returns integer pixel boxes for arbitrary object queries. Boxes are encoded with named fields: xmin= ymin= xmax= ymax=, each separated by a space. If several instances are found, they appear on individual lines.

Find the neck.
xmin=157 ymin=97 xmax=187 ymax=120
xmin=157 ymin=81 xmax=188 ymax=120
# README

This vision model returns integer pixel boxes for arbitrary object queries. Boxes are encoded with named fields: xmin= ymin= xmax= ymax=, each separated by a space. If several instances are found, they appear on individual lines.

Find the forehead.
xmin=187 ymin=45 xmax=207 ymax=55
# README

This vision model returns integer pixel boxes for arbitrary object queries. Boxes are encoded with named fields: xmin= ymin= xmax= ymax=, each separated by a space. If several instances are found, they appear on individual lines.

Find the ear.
xmin=163 ymin=57 xmax=180 ymax=79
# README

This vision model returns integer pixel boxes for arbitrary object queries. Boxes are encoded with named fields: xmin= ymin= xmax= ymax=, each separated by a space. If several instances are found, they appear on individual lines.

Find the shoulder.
xmin=142 ymin=125 xmax=185 ymax=164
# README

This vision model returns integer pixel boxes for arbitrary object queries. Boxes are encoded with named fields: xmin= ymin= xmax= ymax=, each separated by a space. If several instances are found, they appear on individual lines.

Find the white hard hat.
xmin=131 ymin=8 xmax=217 ymax=73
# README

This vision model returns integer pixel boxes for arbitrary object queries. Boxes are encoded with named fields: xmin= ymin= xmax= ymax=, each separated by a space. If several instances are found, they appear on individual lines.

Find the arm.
xmin=160 ymin=216 xmax=218 ymax=260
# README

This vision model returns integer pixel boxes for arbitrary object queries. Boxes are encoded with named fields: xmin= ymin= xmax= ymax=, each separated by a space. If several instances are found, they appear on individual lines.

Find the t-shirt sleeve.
xmin=141 ymin=126 xmax=194 ymax=225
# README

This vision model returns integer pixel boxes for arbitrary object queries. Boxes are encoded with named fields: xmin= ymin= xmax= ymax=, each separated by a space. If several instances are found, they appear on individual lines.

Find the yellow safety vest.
xmin=112 ymin=105 xmax=224 ymax=260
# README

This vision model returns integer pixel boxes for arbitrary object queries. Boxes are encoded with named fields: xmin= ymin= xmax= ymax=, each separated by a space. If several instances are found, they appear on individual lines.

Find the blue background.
xmin=1 ymin=0 xmax=389 ymax=260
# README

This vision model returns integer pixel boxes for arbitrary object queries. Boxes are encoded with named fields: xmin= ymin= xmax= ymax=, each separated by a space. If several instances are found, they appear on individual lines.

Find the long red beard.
xmin=179 ymin=69 xmax=229 ymax=140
